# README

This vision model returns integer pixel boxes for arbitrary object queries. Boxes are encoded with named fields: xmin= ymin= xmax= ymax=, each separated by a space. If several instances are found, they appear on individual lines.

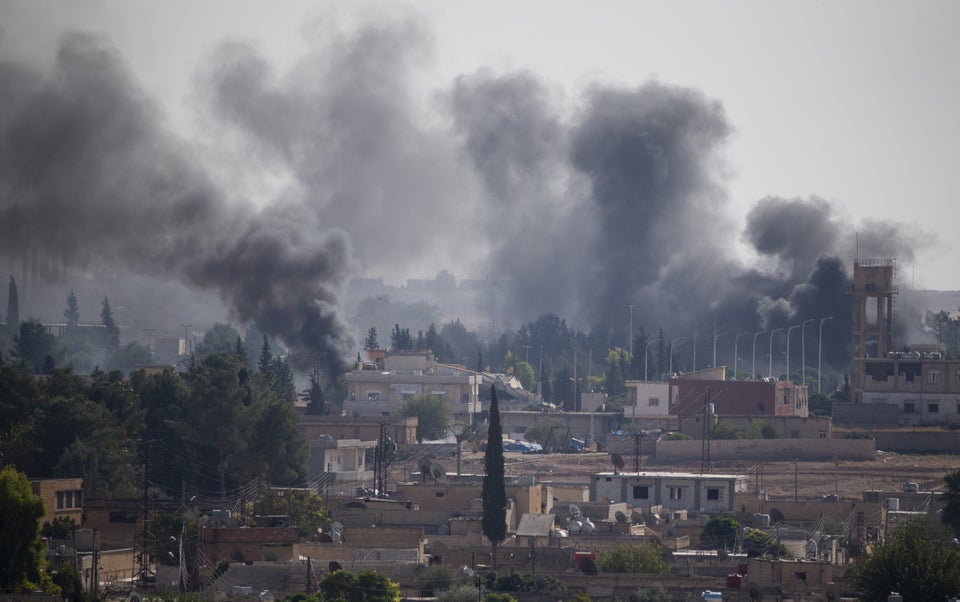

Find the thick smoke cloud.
xmin=0 ymin=33 xmax=353 ymax=373
xmin=0 ymin=11 xmax=932 ymax=377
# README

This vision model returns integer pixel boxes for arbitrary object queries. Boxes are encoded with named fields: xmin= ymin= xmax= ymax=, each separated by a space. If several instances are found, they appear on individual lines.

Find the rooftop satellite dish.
xmin=615 ymin=511 xmax=628 ymax=523
xmin=631 ymin=510 xmax=643 ymax=524
xmin=610 ymin=453 xmax=625 ymax=474
xmin=569 ymin=520 xmax=582 ymax=534
xmin=569 ymin=504 xmax=582 ymax=519
xmin=581 ymin=519 xmax=594 ymax=534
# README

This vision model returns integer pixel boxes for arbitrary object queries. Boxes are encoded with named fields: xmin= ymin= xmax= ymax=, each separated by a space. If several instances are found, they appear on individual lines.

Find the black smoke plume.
xmin=0 ymin=33 xmax=353 ymax=373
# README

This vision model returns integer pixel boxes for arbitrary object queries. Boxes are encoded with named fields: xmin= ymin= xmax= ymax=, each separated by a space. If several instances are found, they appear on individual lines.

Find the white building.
xmin=589 ymin=471 xmax=749 ymax=513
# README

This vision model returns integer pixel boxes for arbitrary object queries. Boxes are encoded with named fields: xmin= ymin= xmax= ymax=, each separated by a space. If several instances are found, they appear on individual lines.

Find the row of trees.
xmin=0 ymin=347 xmax=308 ymax=499
xmin=370 ymin=314 xmax=844 ymax=413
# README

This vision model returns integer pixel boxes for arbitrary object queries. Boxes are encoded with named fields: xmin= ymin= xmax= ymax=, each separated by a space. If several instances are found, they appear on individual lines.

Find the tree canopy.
xmin=0 ymin=466 xmax=54 ymax=594
xmin=399 ymin=392 xmax=451 ymax=442
xmin=848 ymin=515 xmax=960 ymax=602
xmin=596 ymin=542 xmax=667 ymax=573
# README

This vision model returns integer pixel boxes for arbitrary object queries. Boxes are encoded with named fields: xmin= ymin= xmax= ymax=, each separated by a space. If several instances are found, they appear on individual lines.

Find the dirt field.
xmin=434 ymin=449 xmax=960 ymax=501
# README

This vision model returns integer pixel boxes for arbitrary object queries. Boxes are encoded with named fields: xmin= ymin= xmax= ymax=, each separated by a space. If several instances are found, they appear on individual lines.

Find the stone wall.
xmin=654 ymin=438 xmax=875 ymax=462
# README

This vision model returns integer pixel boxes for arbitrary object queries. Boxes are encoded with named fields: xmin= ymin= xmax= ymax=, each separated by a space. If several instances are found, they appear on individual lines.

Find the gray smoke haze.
xmin=0 ymin=11 xmax=933 ymax=376
xmin=0 ymin=33 xmax=354 ymax=373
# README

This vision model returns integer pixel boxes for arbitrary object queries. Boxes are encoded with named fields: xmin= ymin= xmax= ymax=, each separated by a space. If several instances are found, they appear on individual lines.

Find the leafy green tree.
xmin=710 ymin=420 xmax=743 ymax=440
xmin=436 ymin=584 xmax=477 ymax=602
xmin=743 ymin=528 xmax=788 ymax=557
xmin=258 ymin=335 xmax=273 ymax=373
xmin=195 ymin=323 xmax=242 ymax=358
xmin=63 ymin=290 xmax=80 ymax=328
xmin=0 ymin=466 xmax=55 ymax=594
xmin=424 ymin=323 xmax=450 ymax=361
xmin=848 ymin=516 xmax=960 ymax=602
xmin=99 ymin=296 xmax=119 ymax=351
xmin=252 ymin=490 xmax=327 ymax=537
xmin=631 ymin=584 xmax=669 ymax=602
xmin=523 ymin=419 xmax=569 ymax=452
xmin=940 ymin=467 xmax=960 ymax=537
xmin=364 ymin=327 xmax=379 ymax=350
xmin=11 ymin=320 xmax=58 ymax=374
xmin=604 ymin=348 xmax=629 ymax=400
xmin=482 ymin=385 xmax=507 ymax=568
xmin=399 ymin=392 xmax=451 ymax=442
xmin=412 ymin=565 xmax=468 ymax=597
xmin=170 ymin=353 xmax=254 ymax=495
xmin=305 ymin=372 xmax=327 ymax=415
xmin=6 ymin=276 xmax=19 ymax=337
xmin=318 ymin=569 xmax=400 ymax=602
xmin=391 ymin=324 xmax=413 ymax=350
xmin=247 ymin=398 xmax=308 ymax=485
xmin=103 ymin=342 xmax=155 ymax=374
xmin=701 ymin=516 xmax=740 ymax=550
xmin=596 ymin=542 xmax=667 ymax=573
xmin=440 ymin=319 xmax=480 ymax=365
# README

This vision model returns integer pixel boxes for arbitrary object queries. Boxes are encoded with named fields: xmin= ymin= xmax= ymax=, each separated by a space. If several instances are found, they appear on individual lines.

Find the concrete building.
xmin=670 ymin=367 xmax=809 ymax=420
xmin=624 ymin=380 xmax=672 ymax=427
xmin=307 ymin=435 xmax=376 ymax=489
xmin=848 ymin=259 xmax=960 ymax=425
xmin=343 ymin=350 xmax=481 ymax=422
xmin=30 ymin=477 xmax=84 ymax=528
xmin=588 ymin=471 xmax=749 ymax=513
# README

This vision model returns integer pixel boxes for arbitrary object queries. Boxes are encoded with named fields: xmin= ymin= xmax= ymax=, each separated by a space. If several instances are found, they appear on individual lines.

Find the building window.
xmin=462 ymin=393 xmax=470 ymax=404
xmin=648 ymin=397 xmax=659 ymax=407
xmin=56 ymin=491 xmax=64 ymax=510
xmin=904 ymin=402 xmax=916 ymax=414
xmin=706 ymin=488 xmax=720 ymax=501
xmin=819 ymin=431 xmax=827 ymax=439
xmin=435 ymin=492 xmax=445 ymax=498
xmin=367 ymin=391 xmax=380 ymax=400
xmin=929 ymin=403 xmax=940 ymax=414
xmin=790 ymin=430 xmax=800 ymax=439
xmin=669 ymin=487 xmax=683 ymax=500
xmin=930 ymin=371 xmax=940 ymax=384
xmin=956 ymin=370 xmax=960 ymax=385
xmin=633 ymin=485 xmax=649 ymax=500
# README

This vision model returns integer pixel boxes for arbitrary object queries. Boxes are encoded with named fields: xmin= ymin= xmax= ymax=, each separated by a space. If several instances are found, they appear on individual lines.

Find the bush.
xmin=413 ymin=565 xmax=467 ymax=596
xmin=596 ymin=543 xmax=667 ymax=573
xmin=663 ymin=432 xmax=690 ymax=441
xmin=436 ymin=584 xmax=478 ymax=602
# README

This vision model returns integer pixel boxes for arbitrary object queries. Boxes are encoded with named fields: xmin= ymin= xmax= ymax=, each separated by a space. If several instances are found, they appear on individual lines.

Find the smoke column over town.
xmin=0 ymin=33 xmax=354 ymax=373
xmin=0 ymin=11 xmax=932 ymax=372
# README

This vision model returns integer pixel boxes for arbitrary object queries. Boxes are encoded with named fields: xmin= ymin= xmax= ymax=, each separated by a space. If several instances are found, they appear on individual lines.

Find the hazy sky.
xmin=3 ymin=0 xmax=958 ymax=290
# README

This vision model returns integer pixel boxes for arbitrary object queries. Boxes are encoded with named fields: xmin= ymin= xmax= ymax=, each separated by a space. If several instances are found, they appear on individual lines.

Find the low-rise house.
xmin=344 ymin=350 xmax=481 ymax=422
xmin=589 ymin=471 xmax=748 ymax=513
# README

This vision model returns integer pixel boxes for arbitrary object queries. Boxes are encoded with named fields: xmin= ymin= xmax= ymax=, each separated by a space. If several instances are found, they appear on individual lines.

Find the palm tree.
xmin=940 ymin=467 xmax=960 ymax=537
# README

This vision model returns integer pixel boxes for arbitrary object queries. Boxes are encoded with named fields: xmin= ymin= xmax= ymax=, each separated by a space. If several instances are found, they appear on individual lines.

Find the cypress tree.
xmin=6 ymin=276 xmax=19 ymax=337
xmin=481 ymin=385 xmax=507 ymax=568
xmin=64 ymin=290 xmax=80 ymax=328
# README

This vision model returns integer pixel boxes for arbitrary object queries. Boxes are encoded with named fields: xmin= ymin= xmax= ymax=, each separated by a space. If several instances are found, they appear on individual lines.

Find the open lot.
xmin=433 ymin=449 xmax=960 ymax=501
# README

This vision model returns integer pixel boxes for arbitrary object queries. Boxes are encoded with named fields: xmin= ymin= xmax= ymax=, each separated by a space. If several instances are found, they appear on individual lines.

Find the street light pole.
xmin=752 ymin=330 xmax=767 ymax=380
xmin=712 ymin=325 xmax=726 ymax=368
xmin=734 ymin=331 xmax=750 ymax=378
xmin=786 ymin=324 xmax=800 ymax=383
xmin=768 ymin=328 xmax=783 ymax=378
xmin=818 ymin=317 xmax=833 ymax=394
xmin=669 ymin=337 xmax=686 ymax=375
xmin=644 ymin=339 xmax=656 ymax=381
xmin=801 ymin=318 xmax=815 ymax=386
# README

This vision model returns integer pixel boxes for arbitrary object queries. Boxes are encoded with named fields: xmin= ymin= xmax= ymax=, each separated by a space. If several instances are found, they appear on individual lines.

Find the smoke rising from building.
xmin=0 ymin=13 xmax=932 ymax=374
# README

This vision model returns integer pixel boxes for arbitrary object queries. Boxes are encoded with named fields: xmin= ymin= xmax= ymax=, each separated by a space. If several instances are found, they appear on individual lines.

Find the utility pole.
xmin=700 ymin=388 xmax=711 ymax=474
xmin=768 ymin=329 xmax=782 ymax=378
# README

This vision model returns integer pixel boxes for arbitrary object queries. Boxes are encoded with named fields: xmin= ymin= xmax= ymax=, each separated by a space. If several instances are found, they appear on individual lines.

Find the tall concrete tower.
xmin=847 ymin=259 xmax=897 ymax=401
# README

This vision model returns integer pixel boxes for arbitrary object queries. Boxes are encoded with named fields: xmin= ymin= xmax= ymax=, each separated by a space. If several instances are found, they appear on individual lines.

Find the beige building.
xmin=588 ymin=471 xmax=749 ymax=513
xmin=30 ymin=477 xmax=84 ymax=528
xmin=344 ymin=350 xmax=481 ymax=422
